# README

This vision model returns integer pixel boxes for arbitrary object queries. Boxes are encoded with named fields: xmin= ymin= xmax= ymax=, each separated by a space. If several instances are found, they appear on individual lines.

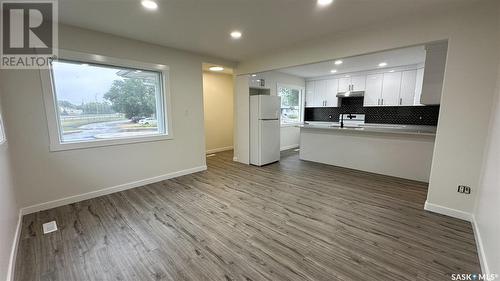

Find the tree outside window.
xmin=278 ymin=85 xmax=303 ymax=125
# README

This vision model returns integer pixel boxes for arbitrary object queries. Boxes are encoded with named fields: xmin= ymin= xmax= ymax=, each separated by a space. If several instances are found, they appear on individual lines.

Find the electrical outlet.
xmin=457 ymin=185 xmax=471 ymax=194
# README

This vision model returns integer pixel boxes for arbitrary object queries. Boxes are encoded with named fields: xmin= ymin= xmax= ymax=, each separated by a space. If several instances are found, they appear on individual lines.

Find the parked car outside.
xmin=138 ymin=118 xmax=157 ymax=126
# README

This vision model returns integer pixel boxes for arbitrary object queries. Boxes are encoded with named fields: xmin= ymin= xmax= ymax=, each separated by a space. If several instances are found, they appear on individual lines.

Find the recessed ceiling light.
xmin=334 ymin=60 xmax=343 ymax=65
xmin=141 ymin=0 xmax=158 ymax=10
xmin=209 ymin=66 xmax=224 ymax=71
xmin=317 ymin=0 xmax=334 ymax=6
xmin=81 ymin=63 xmax=89 ymax=66
xmin=230 ymin=31 xmax=242 ymax=39
xmin=389 ymin=70 xmax=395 ymax=73
xmin=378 ymin=62 xmax=388 ymax=67
xmin=135 ymin=70 xmax=142 ymax=73
xmin=251 ymin=74 xmax=257 ymax=77
xmin=330 ymin=69 xmax=337 ymax=73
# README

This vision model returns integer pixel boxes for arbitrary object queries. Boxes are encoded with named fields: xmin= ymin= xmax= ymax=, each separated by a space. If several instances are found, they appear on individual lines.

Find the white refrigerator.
xmin=250 ymin=95 xmax=281 ymax=166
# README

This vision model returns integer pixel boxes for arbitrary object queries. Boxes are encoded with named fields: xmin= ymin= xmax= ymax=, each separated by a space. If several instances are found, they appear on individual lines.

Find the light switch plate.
xmin=42 ymin=221 xmax=58 ymax=234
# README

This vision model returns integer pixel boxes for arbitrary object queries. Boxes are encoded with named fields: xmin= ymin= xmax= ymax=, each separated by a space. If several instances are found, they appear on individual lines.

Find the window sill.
xmin=281 ymin=123 xmax=302 ymax=128
xmin=49 ymin=134 xmax=173 ymax=152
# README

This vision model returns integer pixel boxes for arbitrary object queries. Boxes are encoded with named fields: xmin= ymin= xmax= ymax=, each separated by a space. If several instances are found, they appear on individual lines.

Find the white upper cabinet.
xmin=351 ymin=76 xmax=366 ymax=91
xmin=338 ymin=77 xmax=351 ymax=92
xmin=338 ymin=76 xmax=366 ymax=92
xmin=364 ymin=74 xmax=383 ymax=106
xmin=400 ymin=70 xmax=417 ymax=106
xmin=414 ymin=68 xmax=424 ymax=105
xmin=305 ymin=81 xmax=315 ymax=108
xmin=305 ymin=79 xmax=339 ymax=107
xmin=306 ymin=67 xmax=425 ymax=108
xmin=325 ymin=79 xmax=339 ymax=107
xmin=381 ymin=72 xmax=402 ymax=106
xmin=313 ymin=80 xmax=328 ymax=107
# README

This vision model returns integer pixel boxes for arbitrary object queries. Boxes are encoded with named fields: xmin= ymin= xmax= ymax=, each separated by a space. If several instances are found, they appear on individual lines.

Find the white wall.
xmin=0 ymin=25 xmax=235 ymax=211
xmin=202 ymin=72 xmax=234 ymax=153
xmin=253 ymin=71 xmax=304 ymax=151
xmin=473 ymin=15 xmax=500 ymax=274
xmin=0 ymin=96 xmax=19 ymax=281
xmin=233 ymin=75 xmax=250 ymax=163
xmin=280 ymin=126 xmax=300 ymax=151
xmin=235 ymin=0 xmax=500 ymax=217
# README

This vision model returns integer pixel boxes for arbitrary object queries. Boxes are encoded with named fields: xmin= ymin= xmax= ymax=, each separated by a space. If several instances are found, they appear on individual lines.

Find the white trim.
xmin=277 ymin=82 xmax=305 ymax=125
xmin=280 ymin=123 xmax=301 ymax=128
xmin=40 ymin=49 xmax=174 ymax=152
xmin=280 ymin=144 xmax=299 ymax=151
xmin=471 ymin=215 xmax=490 ymax=275
xmin=0 ymin=113 xmax=6 ymax=146
xmin=206 ymin=146 xmax=233 ymax=154
xmin=20 ymin=165 xmax=207 ymax=215
xmin=7 ymin=212 xmax=22 ymax=281
xmin=424 ymin=201 xmax=472 ymax=221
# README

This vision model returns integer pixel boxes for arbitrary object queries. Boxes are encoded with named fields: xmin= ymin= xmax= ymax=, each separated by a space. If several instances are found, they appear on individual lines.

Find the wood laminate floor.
xmin=14 ymin=150 xmax=480 ymax=281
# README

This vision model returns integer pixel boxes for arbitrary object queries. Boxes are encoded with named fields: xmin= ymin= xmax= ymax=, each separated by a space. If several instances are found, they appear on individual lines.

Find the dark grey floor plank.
xmin=14 ymin=150 xmax=481 ymax=281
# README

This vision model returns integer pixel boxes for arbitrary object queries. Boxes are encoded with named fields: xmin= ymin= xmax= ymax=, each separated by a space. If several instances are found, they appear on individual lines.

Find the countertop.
xmin=299 ymin=122 xmax=437 ymax=136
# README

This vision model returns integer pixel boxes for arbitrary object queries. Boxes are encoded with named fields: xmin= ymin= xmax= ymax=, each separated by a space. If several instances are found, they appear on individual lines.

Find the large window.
xmin=42 ymin=51 xmax=171 ymax=151
xmin=277 ymin=84 xmax=304 ymax=125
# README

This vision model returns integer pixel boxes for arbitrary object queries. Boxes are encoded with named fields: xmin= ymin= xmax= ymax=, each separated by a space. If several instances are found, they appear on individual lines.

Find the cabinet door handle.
xmin=400 ymin=98 xmax=402 ymax=105
xmin=381 ymin=98 xmax=384 ymax=105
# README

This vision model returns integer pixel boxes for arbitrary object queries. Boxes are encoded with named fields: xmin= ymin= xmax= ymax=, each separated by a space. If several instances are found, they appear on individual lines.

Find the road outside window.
xmin=277 ymin=85 xmax=304 ymax=125
xmin=50 ymin=60 xmax=166 ymax=143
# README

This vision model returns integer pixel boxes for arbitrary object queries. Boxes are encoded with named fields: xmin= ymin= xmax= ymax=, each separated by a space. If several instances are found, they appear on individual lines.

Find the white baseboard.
xmin=280 ymin=144 xmax=299 ymax=151
xmin=20 ymin=165 xmax=207 ymax=215
xmin=7 ymin=211 xmax=22 ymax=281
xmin=471 ymin=215 xmax=490 ymax=275
xmin=424 ymin=202 xmax=492 ymax=274
xmin=424 ymin=201 xmax=472 ymax=221
xmin=206 ymin=146 xmax=233 ymax=154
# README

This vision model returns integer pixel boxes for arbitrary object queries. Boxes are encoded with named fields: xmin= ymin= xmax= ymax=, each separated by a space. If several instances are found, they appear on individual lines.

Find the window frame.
xmin=41 ymin=50 xmax=173 ymax=152
xmin=276 ymin=83 xmax=305 ymax=126
xmin=0 ymin=112 xmax=6 ymax=145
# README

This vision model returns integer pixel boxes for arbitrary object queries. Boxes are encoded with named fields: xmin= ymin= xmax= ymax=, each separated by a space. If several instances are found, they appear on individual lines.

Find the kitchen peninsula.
xmin=299 ymin=121 xmax=436 ymax=182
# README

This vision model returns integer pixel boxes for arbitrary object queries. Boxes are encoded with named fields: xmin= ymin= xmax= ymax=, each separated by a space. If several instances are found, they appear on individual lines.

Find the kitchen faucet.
xmin=340 ymin=113 xmax=355 ymax=128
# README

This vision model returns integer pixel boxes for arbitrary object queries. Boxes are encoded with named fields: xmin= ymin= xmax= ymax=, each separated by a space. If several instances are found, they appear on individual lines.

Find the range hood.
xmin=336 ymin=90 xmax=365 ymax=98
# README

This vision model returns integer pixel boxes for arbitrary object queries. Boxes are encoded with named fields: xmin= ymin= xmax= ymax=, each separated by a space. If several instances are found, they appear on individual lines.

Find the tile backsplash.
xmin=304 ymin=97 xmax=440 ymax=126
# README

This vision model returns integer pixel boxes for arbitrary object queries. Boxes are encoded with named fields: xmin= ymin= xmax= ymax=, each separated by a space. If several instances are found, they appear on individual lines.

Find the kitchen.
xmin=247 ymin=43 xmax=446 ymax=182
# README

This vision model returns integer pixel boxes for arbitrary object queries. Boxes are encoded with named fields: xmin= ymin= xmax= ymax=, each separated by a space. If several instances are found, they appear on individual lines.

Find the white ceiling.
xmin=58 ymin=0 xmax=477 ymax=62
xmin=277 ymin=45 xmax=426 ymax=78
xmin=202 ymin=63 xmax=234 ymax=74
